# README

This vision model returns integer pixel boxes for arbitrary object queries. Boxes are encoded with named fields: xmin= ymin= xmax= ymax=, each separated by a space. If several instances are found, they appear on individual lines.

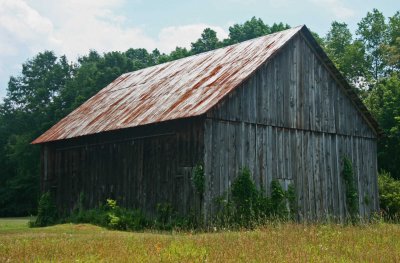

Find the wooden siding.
xmin=208 ymin=34 xmax=376 ymax=139
xmin=203 ymin=120 xmax=378 ymax=220
xmin=204 ymin=34 xmax=378 ymax=220
xmin=41 ymin=118 xmax=204 ymax=217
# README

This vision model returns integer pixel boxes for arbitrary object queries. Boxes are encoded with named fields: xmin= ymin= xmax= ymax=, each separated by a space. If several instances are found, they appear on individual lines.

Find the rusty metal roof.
xmin=32 ymin=25 xmax=381 ymax=144
xmin=33 ymin=26 xmax=303 ymax=144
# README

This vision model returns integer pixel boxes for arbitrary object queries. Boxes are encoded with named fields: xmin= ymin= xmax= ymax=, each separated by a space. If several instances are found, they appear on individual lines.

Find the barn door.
xmin=142 ymin=134 xmax=177 ymax=215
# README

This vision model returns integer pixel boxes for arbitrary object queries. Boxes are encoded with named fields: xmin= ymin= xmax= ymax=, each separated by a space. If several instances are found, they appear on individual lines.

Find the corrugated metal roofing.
xmin=32 ymin=25 xmax=381 ymax=144
xmin=33 ymin=26 xmax=303 ymax=144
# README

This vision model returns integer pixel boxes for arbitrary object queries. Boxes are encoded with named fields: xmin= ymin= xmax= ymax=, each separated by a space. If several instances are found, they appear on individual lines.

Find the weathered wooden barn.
xmin=33 ymin=25 xmax=380 ymax=221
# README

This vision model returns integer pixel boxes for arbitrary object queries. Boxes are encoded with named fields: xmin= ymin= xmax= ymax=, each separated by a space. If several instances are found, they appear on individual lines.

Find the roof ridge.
xmin=32 ymin=25 xmax=305 ymax=143
xmin=121 ymin=25 xmax=305 ymax=77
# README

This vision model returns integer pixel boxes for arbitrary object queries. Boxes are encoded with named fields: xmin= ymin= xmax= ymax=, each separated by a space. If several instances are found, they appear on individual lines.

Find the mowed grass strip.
xmin=0 ymin=218 xmax=400 ymax=262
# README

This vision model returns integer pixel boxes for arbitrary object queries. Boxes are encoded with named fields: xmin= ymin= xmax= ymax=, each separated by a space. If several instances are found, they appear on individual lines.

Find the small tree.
xmin=231 ymin=168 xmax=259 ymax=225
xmin=31 ymin=192 xmax=58 ymax=227
xmin=342 ymin=157 xmax=359 ymax=220
xmin=271 ymin=180 xmax=288 ymax=218
xmin=378 ymin=171 xmax=400 ymax=218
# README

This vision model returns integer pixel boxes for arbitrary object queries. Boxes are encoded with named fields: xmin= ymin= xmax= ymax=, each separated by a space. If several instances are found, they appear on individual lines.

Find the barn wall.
xmin=41 ymin=118 xmax=204 ymax=217
xmin=204 ymin=34 xmax=378 ymax=220
xmin=209 ymin=34 xmax=376 ymax=139
xmin=203 ymin=120 xmax=378 ymax=220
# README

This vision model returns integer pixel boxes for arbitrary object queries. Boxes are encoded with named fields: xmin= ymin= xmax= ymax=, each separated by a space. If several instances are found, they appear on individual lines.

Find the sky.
xmin=0 ymin=0 xmax=399 ymax=101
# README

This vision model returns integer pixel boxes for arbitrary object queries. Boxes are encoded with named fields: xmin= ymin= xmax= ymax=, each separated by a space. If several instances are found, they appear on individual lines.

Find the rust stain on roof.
xmin=32 ymin=26 xmax=304 ymax=144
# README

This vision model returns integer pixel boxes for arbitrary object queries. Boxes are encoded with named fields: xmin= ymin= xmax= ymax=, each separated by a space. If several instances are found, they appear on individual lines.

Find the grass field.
xmin=1 ymin=218 xmax=400 ymax=262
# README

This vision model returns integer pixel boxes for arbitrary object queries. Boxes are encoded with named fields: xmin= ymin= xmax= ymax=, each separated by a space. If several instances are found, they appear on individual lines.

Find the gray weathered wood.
xmin=41 ymin=32 xmax=379 ymax=222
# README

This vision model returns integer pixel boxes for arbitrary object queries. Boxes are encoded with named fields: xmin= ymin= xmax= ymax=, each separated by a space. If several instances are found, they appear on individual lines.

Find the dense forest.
xmin=1 ymin=9 xmax=399 ymax=216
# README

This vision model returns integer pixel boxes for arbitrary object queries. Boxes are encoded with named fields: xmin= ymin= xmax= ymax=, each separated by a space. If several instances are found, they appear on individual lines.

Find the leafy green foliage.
xmin=342 ymin=157 xmax=359 ymax=219
xmin=0 ymin=51 xmax=72 ymax=217
xmin=214 ymin=169 xmax=295 ymax=228
xmin=270 ymin=180 xmax=288 ymax=218
xmin=383 ymin=12 xmax=400 ymax=72
xmin=378 ymin=171 xmax=400 ymax=218
xmin=231 ymin=168 xmax=262 ymax=225
xmin=227 ymin=17 xmax=271 ymax=44
xmin=30 ymin=192 xmax=58 ymax=227
xmin=67 ymin=199 xmax=148 ymax=231
xmin=324 ymin=10 xmax=400 ymax=89
xmin=169 ymin=47 xmax=192 ymax=61
xmin=192 ymin=164 xmax=205 ymax=196
xmin=225 ymin=17 xmax=290 ymax=45
xmin=191 ymin=28 xmax=221 ymax=54
xmin=356 ymin=8 xmax=388 ymax=80
xmin=326 ymin=22 xmax=352 ymax=56
xmin=156 ymin=202 xmax=173 ymax=227
xmin=311 ymin=31 xmax=325 ymax=47
xmin=325 ymin=22 xmax=370 ymax=85
xmin=364 ymin=74 xmax=400 ymax=179
xmin=105 ymin=199 xmax=148 ymax=231
xmin=66 ymin=199 xmax=201 ymax=231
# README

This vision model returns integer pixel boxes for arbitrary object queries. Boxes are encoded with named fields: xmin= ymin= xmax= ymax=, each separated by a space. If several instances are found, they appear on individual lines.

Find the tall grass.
xmin=0 ymin=219 xmax=399 ymax=262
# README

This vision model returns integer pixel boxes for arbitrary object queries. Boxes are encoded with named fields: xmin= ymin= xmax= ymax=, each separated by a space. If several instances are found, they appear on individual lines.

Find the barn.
xmin=32 ymin=25 xmax=380 ymax=221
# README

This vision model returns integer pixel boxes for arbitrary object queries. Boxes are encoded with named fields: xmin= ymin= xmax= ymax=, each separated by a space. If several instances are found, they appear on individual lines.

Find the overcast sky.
xmin=0 ymin=0 xmax=399 ymax=101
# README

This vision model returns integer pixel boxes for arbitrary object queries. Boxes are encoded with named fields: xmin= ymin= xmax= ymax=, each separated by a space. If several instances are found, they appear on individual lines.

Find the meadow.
xmin=0 ymin=218 xmax=400 ymax=262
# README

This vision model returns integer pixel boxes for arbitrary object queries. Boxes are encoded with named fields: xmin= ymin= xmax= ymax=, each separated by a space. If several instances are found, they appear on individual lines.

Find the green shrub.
xmin=378 ymin=171 xmax=400 ymax=218
xmin=66 ymin=198 xmax=201 ymax=231
xmin=231 ymin=168 xmax=260 ymax=225
xmin=30 ymin=192 xmax=58 ymax=227
xmin=67 ymin=199 xmax=148 ymax=231
xmin=192 ymin=164 xmax=205 ymax=196
xmin=214 ymin=195 xmax=236 ymax=227
xmin=155 ymin=202 xmax=174 ymax=229
xmin=68 ymin=206 xmax=108 ymax=226
xmin=110 ymin=208 xmax=148 ymax=231
xmin=271 ymin=180 xmax=288 ymax=218
xmin=214 ymin=169 xmax=294 ymax=228
xmin=32 ymin=171 xmax=299 ymax=231
xmin=342 ymin=156 xmax=359 ymax=220
xmin=255 ymin=192 xmax=273 ymax=220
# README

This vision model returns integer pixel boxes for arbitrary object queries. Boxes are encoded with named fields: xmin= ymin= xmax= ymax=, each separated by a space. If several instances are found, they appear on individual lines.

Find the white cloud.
xmin=20 ymin=0 xmax=158 ymax=58
xmin=40 ymin=1 xmax=228 ymax=56
xmin=0 ymin=0 xmax=229 ymax=99
xmin=309 ymin=0 xmax=355 ymax=20
xmin=0 ymin=0 xmax=54 ymax=54
xmin=0 ymin=35 xmax=18 ymax=55
xmin=0 ymin=0 xmax=53 ymax=38
xmin=1 ymin=0 xmax=228 ymax=58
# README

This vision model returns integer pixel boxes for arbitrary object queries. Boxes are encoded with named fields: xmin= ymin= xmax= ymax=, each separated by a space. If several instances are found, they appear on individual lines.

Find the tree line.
xmin=0 ymin=10 xmax=399 ymax=216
